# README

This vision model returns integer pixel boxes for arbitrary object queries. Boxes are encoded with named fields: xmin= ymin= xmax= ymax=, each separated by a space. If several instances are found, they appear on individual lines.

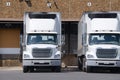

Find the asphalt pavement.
xmin=0 ymin=67 xmax=120 ymax=80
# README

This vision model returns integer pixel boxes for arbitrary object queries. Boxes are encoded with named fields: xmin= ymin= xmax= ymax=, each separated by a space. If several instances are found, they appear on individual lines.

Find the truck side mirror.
xmin=22 ymin=43 xmax=26 ymax=51
xmin=61 ymin=41 xmax=65 ymax=45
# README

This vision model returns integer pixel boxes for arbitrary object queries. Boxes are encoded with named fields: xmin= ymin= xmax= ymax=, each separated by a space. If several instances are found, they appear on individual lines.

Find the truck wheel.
xmin=118 ymin=68 xmax=120 ymax=73
xmin=78 ymin=58 xmax=82 ymax=70
xmin=23 ymin=66 xmax=29 ymax=73
xmin=56 ymin=66 xmax=61 ymax=72
xmin=82 ymin=58 xmax=86 ymax=72
xmin=86 ymin=66 xmax=92 ymax=73
xmin=52 ymin=66 xmax=61 ymax=72
xmin=29 ymin=67 xmax=34 ymax=72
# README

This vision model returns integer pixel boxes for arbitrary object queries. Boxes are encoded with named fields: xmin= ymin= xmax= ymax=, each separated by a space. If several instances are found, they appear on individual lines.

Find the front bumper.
xmin=86 ymin=59 xmax=120 ymax=67
xmin=23 ymin=59 xmax=61 ymax=66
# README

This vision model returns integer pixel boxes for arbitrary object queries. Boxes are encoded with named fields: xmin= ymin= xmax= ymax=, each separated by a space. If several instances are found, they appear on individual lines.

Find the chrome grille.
xmin=32 ymin=48 xmax=52 ymax=58
xmin=96 ymin=49 xmax=117 ymax=58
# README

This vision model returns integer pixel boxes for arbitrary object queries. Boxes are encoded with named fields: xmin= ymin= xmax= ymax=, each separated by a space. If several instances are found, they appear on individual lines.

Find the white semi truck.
xmin=22 ymin=12 xmax=61 ymax=72
xmin=77 ymin=12 xmax=120 ymax=72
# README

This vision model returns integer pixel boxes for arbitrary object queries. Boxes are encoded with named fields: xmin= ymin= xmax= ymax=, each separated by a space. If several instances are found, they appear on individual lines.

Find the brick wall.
xmin=0 ymin=0 xmax=120 ymax=20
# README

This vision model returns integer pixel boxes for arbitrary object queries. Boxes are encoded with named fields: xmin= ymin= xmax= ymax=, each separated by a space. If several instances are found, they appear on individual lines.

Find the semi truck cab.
xmin=78 ymin=12 xmax=120 ymax=72
xmin=22 ymin=12 xmax=61 ymax=72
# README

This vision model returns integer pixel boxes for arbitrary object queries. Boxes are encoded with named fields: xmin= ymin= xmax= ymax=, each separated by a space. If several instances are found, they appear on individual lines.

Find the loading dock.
xmin=62 ymin=21 xmax=78 ymax=66
xmin=0 ymin=21 xmax=22 ymax=66
xmin=0 ymin=21 xmax=78 ymax=66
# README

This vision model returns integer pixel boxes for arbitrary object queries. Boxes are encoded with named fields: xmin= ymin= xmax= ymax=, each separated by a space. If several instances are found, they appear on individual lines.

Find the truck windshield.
xmin=89 ymin=34 xmax=120 ymax=45
xmin=27 ymin=34 xmax=57 ymax=45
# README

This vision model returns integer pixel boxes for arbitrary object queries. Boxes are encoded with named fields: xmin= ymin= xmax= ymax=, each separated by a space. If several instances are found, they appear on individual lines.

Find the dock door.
xmin=0 ymin=21 xmax=22 ymax=66
xmin=62 ymin=21 xmax=78 ymax=66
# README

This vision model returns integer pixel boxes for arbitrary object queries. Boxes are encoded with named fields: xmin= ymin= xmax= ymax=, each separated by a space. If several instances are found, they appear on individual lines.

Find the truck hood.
xmin=89 ymin=44 xmax=120 ymax=49
xmin=24 ymin=44 xmax=61 ymax=59
xmin=87 ymin=44 xmax=120 ymax=59
xmin=27 ymin=44 xmax=57 ymax=49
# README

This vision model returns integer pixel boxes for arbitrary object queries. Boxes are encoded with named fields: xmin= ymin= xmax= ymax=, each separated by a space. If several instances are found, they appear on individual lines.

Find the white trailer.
xmin=22 ymin=12 xmax=61 ymax=72
xmin=77 ymin=12 xmax=120 ymax=72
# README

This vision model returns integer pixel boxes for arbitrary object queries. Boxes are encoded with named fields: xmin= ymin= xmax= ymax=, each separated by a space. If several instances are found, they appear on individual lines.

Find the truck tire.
xmin=55 ymin=66 xmax=61 ymax=72
xmin=86 ymin=66 xmax=92 ymax=73
xmin=23 ymin=66 xmax=29 ymax=73
xmin=78 ymin=58 xmax=82 ymax=70
xmin=29 ymin=67 xmax=34 ymax=72
xmin=110 ymin=67 xmax=120 ymax=73
xmin=82 ymin=58 xmax=92 ymax=73
xmin=82 ymin=58 xmax=86 ymax=72
xmin=118 ymin=68 xmax=120 ymax=73
xmin=52 ymin=66 xmax=61 ymax=72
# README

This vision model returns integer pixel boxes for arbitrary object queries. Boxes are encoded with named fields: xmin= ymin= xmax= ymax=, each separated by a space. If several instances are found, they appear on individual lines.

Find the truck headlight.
xmin=87 ymin=54 xmax=94 ymax=58
xmin=54 ymin=54 xmax=61 ymax=58
xmin=24 ymin=54 xmax=30 ymax=58
xmin=56 ymin=46 xmax=61 ymax=51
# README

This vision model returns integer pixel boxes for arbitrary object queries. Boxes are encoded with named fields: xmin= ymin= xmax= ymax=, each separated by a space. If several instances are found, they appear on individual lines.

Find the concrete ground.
xmin=0 ymin=66 xmax=78 ymax=71
xmin=0 ymin=66 xmax=22 ymax=71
